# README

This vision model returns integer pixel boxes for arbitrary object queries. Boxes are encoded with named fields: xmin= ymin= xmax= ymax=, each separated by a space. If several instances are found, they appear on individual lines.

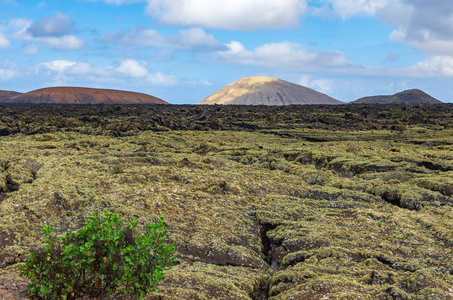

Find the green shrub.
xmin=390 ymin=108 xmax=404 ymax=117
xmin=20 ymin=210 xmax=176 ymax=299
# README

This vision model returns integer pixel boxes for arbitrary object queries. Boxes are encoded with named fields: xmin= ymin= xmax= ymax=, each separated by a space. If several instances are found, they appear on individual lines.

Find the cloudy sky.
xmin=1 ymin=0 xmax=453 ymax=103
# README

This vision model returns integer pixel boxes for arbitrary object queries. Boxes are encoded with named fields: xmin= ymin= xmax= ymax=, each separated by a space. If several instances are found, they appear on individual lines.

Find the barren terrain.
xmin=1 ymin=103 xmax=453 ymax=299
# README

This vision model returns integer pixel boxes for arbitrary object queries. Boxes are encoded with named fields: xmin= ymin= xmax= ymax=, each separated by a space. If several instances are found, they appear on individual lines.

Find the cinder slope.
xmin=197 ymin=76 xmax=342 ymax=105
xmin=353 ymin=89 xmax=442 ymax=104
xmin=3 ymin=87 xmax=168 ymax=104
xmin=0 ymin=91 xmax=22 ymax=102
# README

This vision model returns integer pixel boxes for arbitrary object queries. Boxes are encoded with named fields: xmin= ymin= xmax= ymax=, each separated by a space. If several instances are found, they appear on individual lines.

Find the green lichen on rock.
xmin=4 ymin=162 xmax=34 ymax=186
xmin=0 ymin=172 xmax=7 ymax=193
xmin=1 ymin=105 xmax=453 ymax=298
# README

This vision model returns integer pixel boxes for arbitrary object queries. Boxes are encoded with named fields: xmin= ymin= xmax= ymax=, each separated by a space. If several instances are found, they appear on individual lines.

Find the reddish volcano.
xmin=2 ymin=87 xmax=168 ymax=104
xmin=0 ymin=91 xmax=22 ymax=102
xmin=352 ymin=89 xmax=442 ymax=104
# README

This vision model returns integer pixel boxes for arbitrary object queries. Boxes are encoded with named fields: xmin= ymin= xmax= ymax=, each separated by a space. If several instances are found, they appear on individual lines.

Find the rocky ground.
xmin=1 ymin=104 xmax=453 ymax=299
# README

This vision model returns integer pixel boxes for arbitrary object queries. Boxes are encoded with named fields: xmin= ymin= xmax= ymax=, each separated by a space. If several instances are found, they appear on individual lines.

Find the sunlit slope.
xmin=198 ymin=76 xmax=343 ymax=105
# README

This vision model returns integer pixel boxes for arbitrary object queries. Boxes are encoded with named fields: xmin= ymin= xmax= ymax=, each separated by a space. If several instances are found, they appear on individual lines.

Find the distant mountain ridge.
xmin=0 ymin=87 xmax=168 ymax=105
xmin=197 ymin=76 xmax=343 ymax=105
xmin=353 ymin=89 xmax=442 ymax=104
xmin=0 ymin=91 xmax=22 ymax=102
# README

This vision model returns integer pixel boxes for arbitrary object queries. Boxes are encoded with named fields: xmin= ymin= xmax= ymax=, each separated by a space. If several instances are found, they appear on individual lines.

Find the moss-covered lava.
xmin=1 ymin=104 xmax=453 ymax=299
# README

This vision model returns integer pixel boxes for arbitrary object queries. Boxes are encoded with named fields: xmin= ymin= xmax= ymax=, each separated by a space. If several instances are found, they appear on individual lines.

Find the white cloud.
xmin=175 ymin=28 xmax=225 ymax=51
xmin=327 ymin=0 xmax=393 ymax=19
xmin=188 ymin=80 xmax=212 ymax=86
xmin=10 ymin=15 xmax=85 ymax=50
xmin=100 ymin=27 xmax=161 ymax=45
xmin=310 ymin=79 xmax=334 ymax=93
xmin=347 ymin=55 xmax=453 ymax=78
xmin=0 ymin=59 xmax=19 ymax=81
xmin=395 ymin=36 xmax=453 ymax=57
xmin=226 ymin=41 xmax=245 ymax=54
xmin=215 ymin=41 xmax=350 ymax=70
xmin=407 ymin=56 xmax=453 ymax=77
xmin=37 ymin=2 xmax=47 ymax=9
xmin=0 ymin=32 xmax=10 ymax=48
xmin=35 ymin=59 xmax=177 ymax=86
xmin=39 ymin=60 xmax=76 ymax=73
xmin=66 ymin=62 xmax=111 ymax=77
xmin=146 ymin=73 xmax=178 ymax=86
xmin=152 ymin=50 xmax=173 ymax=61
xmin=380 ymin=1 xmax=453 ymax=56
xmin=26 ymin=11 xmax=74 ymax=37
xmin=117 ymin=59 xmax=148 ymax=78
xmin=0 ymin=68 xmax=18 ymax=80
xmin=23 ymin=43 xmax=39 ymax=55
xmin=84 ymin=0 xmax=146 ymax=4
xmin=380 ymin=51 xmax=400 ymax=63
xmin=7 ymin=18 xmax=32 ymax=31
xmin=325 ymin=1 xmax=453 ymax=57
xmin=38 ymin=60 xmax=108 ymax=77
xmin=145 ymin=0 xmax=307 ymax=30
xmin=389 ymin=23 xmax=453 ymax=57
xmin=40 ymin=35 xmax=85 ymax=50
xmin=299 ymin=75 xmax=334 ymax=93
xmin=107 ymin=0 xmax=144 ymax=3
xmin=100 ymin=27 xmax=226 ymax=51
xmin=65 ymin=62 xmax=94 ymax=75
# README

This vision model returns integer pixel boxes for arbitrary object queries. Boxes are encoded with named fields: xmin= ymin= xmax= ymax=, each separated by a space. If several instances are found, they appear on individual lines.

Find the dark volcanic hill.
xmin=0 ymin=91 xmax=22 ymax=102
xmin=2 ymin=87 xmax=168 ymax=104
xmin=197 ymin=76 xmax=343 ymax=105
xmin=353 ymin=89 xmax=442 ymax=104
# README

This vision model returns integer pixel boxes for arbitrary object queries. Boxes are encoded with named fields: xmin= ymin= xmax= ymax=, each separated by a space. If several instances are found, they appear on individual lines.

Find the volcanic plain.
xmin=1 ymin=103 xmax=453 ymax=299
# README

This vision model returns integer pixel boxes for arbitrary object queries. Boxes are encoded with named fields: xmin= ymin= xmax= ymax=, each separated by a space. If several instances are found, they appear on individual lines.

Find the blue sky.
xmin=1 ymin=0 xmax=453 ymax=103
